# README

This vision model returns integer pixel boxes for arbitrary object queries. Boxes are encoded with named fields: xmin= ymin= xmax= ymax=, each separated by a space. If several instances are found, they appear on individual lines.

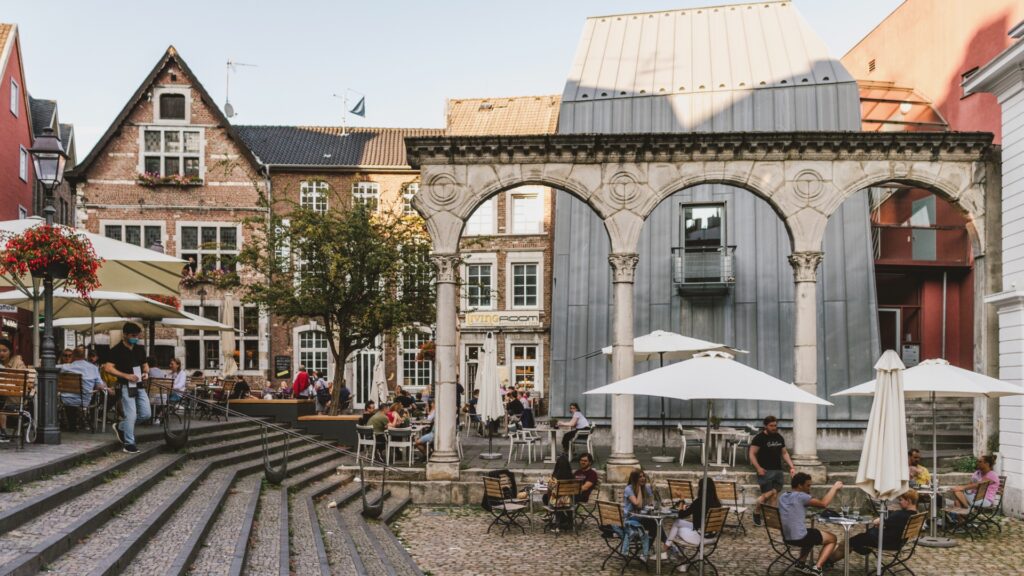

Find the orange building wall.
xmin=842 ymin=0 xmax=1024 ymax=143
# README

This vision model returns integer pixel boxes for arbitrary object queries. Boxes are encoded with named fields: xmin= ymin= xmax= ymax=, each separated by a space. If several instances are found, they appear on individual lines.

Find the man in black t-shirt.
xmin=102 ymin=322 xmax=150 ymax=453
xmin=749 ymin=415 xmax=796 ymax=524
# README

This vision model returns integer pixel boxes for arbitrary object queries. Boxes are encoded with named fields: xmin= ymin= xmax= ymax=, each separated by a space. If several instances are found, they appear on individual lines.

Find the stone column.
xmin=789 ymin=251 xmax=824 ymax=471
xmin=607 ymin=253 xmax=640 ymax=482
xmin=427 ymin=253 xmax=461 ymax=480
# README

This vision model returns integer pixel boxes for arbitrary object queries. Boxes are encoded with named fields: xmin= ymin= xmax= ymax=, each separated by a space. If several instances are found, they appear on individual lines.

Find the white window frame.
xmin=506 ymin=251 xmax=544 ymax=310
xmin=397 ymin=326 xmax=434 ymax=391
xmin=352 ymin=181 xmax=381 ymax=213
xmin=176 ymin=221 xmax=241 ymax=274
xmin=233 ymin=305 xmax=262 ymax=373
xmin=10 ymin=79 xmax=18 ymax=116
xmin=18 ymin=146 xmax=28 ymax=181
xmin=300 ymin=181 xmax=330 ymax=214
xmin=464 ymin=197 xmax=496 ymax=236
xmin=292 ymin=323 xmax=332 ymax=381
xmin=508 ymin=340 xmax=544 ymax=396
xmin=138 ymin=125 xmax=205 ymax=179
xmin=402 ymin=182 xmax=419 ymax=216
xmin=182 ymin=301 xmax=224 ymax=372
xmin=100 ymin=220 xmax=167 ymax=249
xmin=18 ymin=205 xmax=28 ymax=219
xmin=152 ymin=86 xmax=191 ymax=124
xmin=461 ymin=253 xmax=497 ymax=311
xmin=507 ymin=186 xmax=545 ymax=234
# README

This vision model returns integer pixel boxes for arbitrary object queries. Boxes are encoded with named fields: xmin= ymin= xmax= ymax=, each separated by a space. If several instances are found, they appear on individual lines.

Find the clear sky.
xmin=5 ymin=0 xmax=903 ymax=157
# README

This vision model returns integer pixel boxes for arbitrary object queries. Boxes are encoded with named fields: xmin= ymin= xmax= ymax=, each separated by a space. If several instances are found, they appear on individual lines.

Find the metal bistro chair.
xmin=673 ymin=506 xmax=729 ymax=575
xmin=508 ymin=428 xmax=541 ymax=465
xmin=386 ymin=427 xmax=415 ymax=467
xmin=975 ymin=475 xmax=1007 ymax=534
xmin=569 ymin=423 xmax=595 ymax=461
xmin=667 ymin=478 xmax=695 ymax=507
xmin=762 ymin=505 xmax=805 ymax=576
xmin=726 ymin=425 xmax=759 ymax=467
xmin=483 ymin=476 xmax=529 ymax=536
xmin=596 ymin=499 xmax=649 ymax=575
xmin=543 ymin=479 xmax=581 ymax=536
xmin=146 ymin=377 xmax=174 ymax=425
xmin=56 ymin=372 xmax=88 ymax=431
xmin=0 ymin=367 xmax=32 ymax=448
xmin=715 ymin=480 xmax=748 ymax=536
xmin=678 ymin=424 xmax=707 ymax=468
xmin=355 ymin=424 xmax=379 ymax=463
xmin=943 ymin=479 xmax=993 ymax=541
xmin=862 ymin=511 xmax=928 ymax=576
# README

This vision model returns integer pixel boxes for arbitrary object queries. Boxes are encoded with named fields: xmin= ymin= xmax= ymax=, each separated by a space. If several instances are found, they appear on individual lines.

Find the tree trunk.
xmin=328 ymin=344 xmax=349 ymax=416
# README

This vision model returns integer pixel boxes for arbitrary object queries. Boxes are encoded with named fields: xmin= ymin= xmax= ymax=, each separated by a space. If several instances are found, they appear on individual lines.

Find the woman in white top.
xmin=559 ymin=402 xmax=590 ymax=453
xmin=169 ymin=358 xmax=188 ymax=402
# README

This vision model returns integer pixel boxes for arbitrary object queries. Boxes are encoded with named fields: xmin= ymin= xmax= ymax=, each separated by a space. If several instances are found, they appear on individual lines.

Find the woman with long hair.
xmin=668 ymin=477 xmax=722 ymax=549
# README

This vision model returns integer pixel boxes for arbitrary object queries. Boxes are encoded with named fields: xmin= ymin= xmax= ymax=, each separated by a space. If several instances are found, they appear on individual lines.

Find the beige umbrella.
xmin=50 ymin=311 xmax=236 ymax=332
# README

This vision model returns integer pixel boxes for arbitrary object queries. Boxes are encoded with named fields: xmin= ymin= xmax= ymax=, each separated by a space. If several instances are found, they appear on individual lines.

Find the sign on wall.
xmin=274 ymin=355 xmax=292 ymax=380
xmin=463 ymin=311 xmax=541 ymax=328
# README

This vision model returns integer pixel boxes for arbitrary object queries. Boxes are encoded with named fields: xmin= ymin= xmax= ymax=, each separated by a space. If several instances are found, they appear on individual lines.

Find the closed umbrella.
xmin=586 ymin=351 xmax=831 ymax=576
xmin=854 ymin=350 xmax=909 ymax=576
xmin=478 ymin=332 xmax=504 ymax=460
xmin=600 ymin=330 xmax=745 ymax=460
xmin=834 ymin=357 xmax=1024 ymax=546
xmin=373 ymin=350 xmax=388 ymax=406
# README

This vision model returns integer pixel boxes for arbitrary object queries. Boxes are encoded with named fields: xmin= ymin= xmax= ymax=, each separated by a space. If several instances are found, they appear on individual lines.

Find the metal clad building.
xmin=550 ymin=1 xmax=878 ymax=425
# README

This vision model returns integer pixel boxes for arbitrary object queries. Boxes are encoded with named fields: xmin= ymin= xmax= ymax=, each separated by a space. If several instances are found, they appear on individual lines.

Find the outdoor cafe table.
xmin=529 ymin=426 xmax=560 ymax=464
xmin=819 ymin=515 xmax=875 ymax=576
xmin=631 ymin=507 xmax=676 ymax=575
xmin=696 ymin=426 xmax=743 ymax=466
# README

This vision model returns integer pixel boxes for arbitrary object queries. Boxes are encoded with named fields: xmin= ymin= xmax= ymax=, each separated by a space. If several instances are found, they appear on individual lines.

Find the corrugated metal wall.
xmin=549 ymin=3 xmax=878 ymax=424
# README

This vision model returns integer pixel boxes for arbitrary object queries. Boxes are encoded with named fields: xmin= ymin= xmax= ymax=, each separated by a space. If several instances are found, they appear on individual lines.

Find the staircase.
xmin=0 ymin=419 xmax=422 ymax=576
xmin=905 ymin=397 xmax=975 ymax=458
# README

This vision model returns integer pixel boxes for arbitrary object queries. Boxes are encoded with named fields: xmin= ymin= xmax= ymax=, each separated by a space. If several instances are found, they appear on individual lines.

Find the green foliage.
xmin=987 ymin=432 xmax=999 ymax=455
xmin=238 ymin=199 xmax=435 ymax=415
xmin=951 ymin=455 xmax=978 ymax=473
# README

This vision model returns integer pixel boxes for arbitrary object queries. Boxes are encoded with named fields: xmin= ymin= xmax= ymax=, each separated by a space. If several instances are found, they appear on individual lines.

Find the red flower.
xmin=0 ymin=225 xmax=103 ymax=296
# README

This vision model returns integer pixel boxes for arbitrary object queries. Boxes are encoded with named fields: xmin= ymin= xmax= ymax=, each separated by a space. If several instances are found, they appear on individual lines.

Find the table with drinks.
xmin=631 ymin=504 xmax=677 ymax=575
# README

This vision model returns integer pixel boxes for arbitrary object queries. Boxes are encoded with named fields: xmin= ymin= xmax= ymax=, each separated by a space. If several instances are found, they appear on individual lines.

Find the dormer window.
xmin=159 ymin=94 xmax=186 ymax=120
xmin=153 ymin=86 xmax=191 ymax=124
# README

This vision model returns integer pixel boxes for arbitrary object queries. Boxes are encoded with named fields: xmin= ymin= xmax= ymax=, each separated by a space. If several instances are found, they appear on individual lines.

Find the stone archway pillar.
xmin=427 ymin=253 xmax=461 ymax=480
xmin=607 ymin=253 xmax=641 ymax=482
xmin=789 ymin=251 xmax=824 ymax=472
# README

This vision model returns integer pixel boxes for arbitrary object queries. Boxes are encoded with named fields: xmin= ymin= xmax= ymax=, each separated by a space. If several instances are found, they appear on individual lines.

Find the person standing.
xmin=102 ymin=322 xmax=150 ymax=453
xmin=750 ymin=415 xmax=796 ymax=525
xmin=291 ymin=365 xmax=310 ymax=398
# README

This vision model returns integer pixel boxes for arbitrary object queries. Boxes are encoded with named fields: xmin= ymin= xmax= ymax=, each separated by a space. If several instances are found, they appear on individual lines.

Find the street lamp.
xmin=29 ymin=127 xmax=68 ymax=445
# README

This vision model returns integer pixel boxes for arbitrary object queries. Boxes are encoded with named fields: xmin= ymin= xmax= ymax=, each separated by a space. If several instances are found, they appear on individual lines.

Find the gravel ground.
xmin=0 ymin=451 xmax=181 ymax=567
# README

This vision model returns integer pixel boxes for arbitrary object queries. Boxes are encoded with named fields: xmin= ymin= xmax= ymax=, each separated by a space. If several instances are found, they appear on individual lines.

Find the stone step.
xmin=288 ymin=474 xmax=348 ymax=575
xmin=332 ymin=486 xmax=393 ymax=576
xmin=365 ymin=497 xmax=423 ymax=576
xmin=319 ymin=484 xmax=365 ymax=576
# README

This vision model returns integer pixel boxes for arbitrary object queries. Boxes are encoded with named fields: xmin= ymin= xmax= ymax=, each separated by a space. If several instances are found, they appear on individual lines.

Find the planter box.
xmin=229 ymin=398 xmax=315 ymax=427
xmin=296 ymin=415 xmax=360 ymax=447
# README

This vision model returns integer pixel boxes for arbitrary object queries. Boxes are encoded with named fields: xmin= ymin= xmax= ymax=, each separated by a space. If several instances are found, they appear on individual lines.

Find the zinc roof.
xmin=446 ymin=95 xmax=561 ymax=135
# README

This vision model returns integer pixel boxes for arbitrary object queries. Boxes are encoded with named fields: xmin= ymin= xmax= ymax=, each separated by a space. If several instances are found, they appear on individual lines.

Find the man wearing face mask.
xmin=102 ymin=322 xmax=150 ymax=453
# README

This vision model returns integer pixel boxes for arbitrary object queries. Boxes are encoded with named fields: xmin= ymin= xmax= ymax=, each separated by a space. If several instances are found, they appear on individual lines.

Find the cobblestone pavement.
xmin=0 ymin=446 xmax=135 ymax=513
xmin=394 ymin=506 xmax=1024 ymax=576
xmin=319 ymin=484 xmax=360 ymax=575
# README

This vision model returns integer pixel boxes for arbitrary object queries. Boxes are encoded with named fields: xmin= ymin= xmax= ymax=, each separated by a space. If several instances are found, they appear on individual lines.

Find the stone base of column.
xmin=791 ymin=456 xmax=828 ymax=482
xmin=426 ymin=454 xmax=461 ymax=481
xmin=606 ymin=454 xmax=641 ymax=483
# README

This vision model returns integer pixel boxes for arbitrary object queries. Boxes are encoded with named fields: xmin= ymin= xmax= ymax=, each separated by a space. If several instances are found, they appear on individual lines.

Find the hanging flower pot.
xmin=0 ymin=224 xmax=102 ymax=296
xmin=30 ymin=261 xmax=70 ymax=279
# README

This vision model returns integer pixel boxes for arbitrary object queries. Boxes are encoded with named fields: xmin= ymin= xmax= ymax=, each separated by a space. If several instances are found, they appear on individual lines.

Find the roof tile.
xmin=446 ymin=95 xmax=561 ymax=135
xmin=234 ymin=125 xmax=444 ymax=167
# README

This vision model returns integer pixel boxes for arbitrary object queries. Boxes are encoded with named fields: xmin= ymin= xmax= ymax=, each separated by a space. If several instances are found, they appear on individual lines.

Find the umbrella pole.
xmin=919 ymin=391 xmax=956 ymax=548
xmin=698 ymin=400 xmax=712 ymax=576
xmin=480 ymin=418 xmax=501 ymax=460
xmin=877 ymin=500 xmax=886 ymax=576
xmin=660 ymin=352 xmax=666 ymax=456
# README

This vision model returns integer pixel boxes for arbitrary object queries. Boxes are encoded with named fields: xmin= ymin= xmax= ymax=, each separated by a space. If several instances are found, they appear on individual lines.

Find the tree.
xmin=238 ymin=202 xmax=435 ymax=415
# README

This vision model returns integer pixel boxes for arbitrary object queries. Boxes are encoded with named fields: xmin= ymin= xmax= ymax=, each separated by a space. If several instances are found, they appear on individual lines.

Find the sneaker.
xmin=752 ymin=512 xmax=763 ymax=526
xmin=123 ymin=444 xmax=139 ymax=454
xmin=675 ymin=563 xmax=689 ymax=573
xmin=804 ymin=566 xmax=823 ymax=576
xmin=112 ymin=423 xmax=125 ymax=444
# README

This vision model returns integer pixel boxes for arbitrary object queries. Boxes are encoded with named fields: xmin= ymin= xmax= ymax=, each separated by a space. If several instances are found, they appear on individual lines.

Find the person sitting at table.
xmin=908 ymin=448 xmax=930 ymax=488
xmin=389 ymin=407 xmax=411 ymax=429
xmin=948 ymin=454 xmax=1000 ymax=523
xmin=849 ymin=489 xmax=918 ymax=556
xmin=414 ymin=401 xmax=435 ymax=460
xmin=0 ymin=338 xmax=35 ymax=442
xmin=396 ymin=388 xmax=416 ymax=410
xmin=358 ymin=401 xmax=376 ymax=425
xmin=506 ymin=391 xmax=524 ymax=423
xmin=778 ymin=473 xmax=844 ymax=575
xmin=623 ymin=469 xmax=666 ymax=558
xmin=543 ymin=453 xmax=577 ymax=530
xmin=168 ymin=358 xmax=187 ymax=403
xmin=60 ymin=348 xmax=74 ymax=365
xmin=58 ymin=346 xmax=107 ymax=430
xmin=385 ymin=402 xmax=402 ymax=427
xmin=558 ymin=402 xmax=590 ymax=454
xmin=573 ymin=452 xmax=599 ymax=503
xmin=231 ymin=375 xmax=256 ymax=400
xmin=668 ymin=477 xmax=721 ymax=554
xmin=519 ymin=391 xmax=536 ymax=429
xmin=367 ymin=404 xmax=390 ymax=461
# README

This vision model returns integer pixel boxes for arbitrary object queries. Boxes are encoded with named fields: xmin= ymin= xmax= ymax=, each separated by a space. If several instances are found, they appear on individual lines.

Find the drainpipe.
xmin=264 ymin=164 xmax=273 ymax=383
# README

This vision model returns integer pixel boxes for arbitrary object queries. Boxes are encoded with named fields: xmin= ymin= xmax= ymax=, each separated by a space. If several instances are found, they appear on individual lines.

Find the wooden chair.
xmin=678 ymin=424 xmax=706 ymax=467
xmin=673 ymin=506 xmax=729 ymax=575
xmin=146 ymin=377 xmax=174 ymax=423
xmin=762 ymin=505 xmax=805 ymax=576
xmin=56 ymin=372 xmax=88 ymax=430
xmin=596 ymin=499 xmax=649 ymax=575
xmin=667 ymin=478 xmax=695 ymax=506
xmin=862 ymin=511 xmax=928 ymax=576
xmin=975 ymin=475 xmax=1007 ymax=534
xmin=0 ymin=367 xmax=32 ymax=448
xmin=943 ymin=479 xmax=993 ymax=541
xmin=483 ymin=476 xmax=529 ymax=536
xmin=543 ymin=479 xmax=581 ymax=536
xmin=715 ymin=480 xmax=748 ymax=535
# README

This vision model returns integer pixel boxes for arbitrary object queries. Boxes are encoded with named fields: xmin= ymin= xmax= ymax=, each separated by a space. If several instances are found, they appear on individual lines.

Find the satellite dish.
xmin=225 ymin=101 xmax=235 ymax=118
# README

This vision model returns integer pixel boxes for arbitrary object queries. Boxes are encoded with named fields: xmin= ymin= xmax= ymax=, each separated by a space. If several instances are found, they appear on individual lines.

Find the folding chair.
xmin=56 ymin=372 xmax=88 ymax=431
xmin=0 ymin=367 xmax=32 ymax=449
xmin=507 ymin=428 xmax=540 ymax=465
xmin=943 ymin=479 xmax=993 ymax=541
xmin=673 ymin=506 xmax=729 ymax=575
xmin=862 ymin=511 xmax=928 ymax=576
xmin=543 ymin=479 xmax=581 ymax=536
xmin=715 ymin=480 xmax=748 ymax=535
xmin=596 ymin=500 xmax=649 ymax=575
xmin=667 ymin=478 xmax=695 ymax=507
xmin=762 ymin=505 xmax=806 ymax=575
xmin=483 ymin=476 xmax=529 ymax=536
xmin=678 ymin=424 xmax=706 ymax=467
xmin=975 ymin=475 xmax=1006 ymax=534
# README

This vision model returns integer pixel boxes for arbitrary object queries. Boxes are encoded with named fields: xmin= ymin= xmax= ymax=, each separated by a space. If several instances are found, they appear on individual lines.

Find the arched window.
xmin=300 ymin=181 xmax=330 ymax=214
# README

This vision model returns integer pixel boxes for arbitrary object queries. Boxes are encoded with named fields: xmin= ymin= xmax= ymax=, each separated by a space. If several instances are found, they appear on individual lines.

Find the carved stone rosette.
xmin=788 ymin=251 xmax=824 ymax=283
xmin=608 ymin=253 xmax=640 ymax=284
xmin=430 ymin=253 xmax=460 ymax=283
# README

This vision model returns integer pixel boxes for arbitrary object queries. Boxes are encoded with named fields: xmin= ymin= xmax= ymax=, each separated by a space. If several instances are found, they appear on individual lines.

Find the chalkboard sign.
xmin=274 ymin=355 xmax=292 ymax=380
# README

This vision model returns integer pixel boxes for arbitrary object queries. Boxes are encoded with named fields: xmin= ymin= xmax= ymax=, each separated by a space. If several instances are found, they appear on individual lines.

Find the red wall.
xmin=0 ymin=35 xmax=33 ymax=218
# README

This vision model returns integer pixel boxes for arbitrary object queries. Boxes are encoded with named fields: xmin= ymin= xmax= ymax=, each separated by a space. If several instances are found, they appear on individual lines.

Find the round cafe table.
xmin=631 ymin=507 xmax=676 ymax=575
xmin=819 ymin=515 xmax=875 ymax=576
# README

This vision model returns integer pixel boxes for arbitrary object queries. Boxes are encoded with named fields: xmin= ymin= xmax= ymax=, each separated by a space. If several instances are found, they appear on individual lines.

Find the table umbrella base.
xmin=651 ymin=455 xmax=675 ymax=463
xmin=918 ymin=536 xmax=957 ymax=548
xmin=480 ymin=453 xmax=503 ymax=460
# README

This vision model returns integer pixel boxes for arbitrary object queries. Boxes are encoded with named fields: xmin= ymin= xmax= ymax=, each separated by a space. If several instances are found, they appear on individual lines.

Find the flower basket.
xmin=0 ymin=224 xmax=102 ymax=295
xmin=143 ymin=294 xmax=181 ymax=309
xmin=136 ymin=172 xmax=203 ymax=188
xmin=416 ymin=340 xmax=436 ymax=363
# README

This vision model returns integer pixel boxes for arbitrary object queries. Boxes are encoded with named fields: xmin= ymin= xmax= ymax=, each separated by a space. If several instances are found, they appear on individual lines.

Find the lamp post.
xmin=30 ymin=127 xmax=68 ymax=445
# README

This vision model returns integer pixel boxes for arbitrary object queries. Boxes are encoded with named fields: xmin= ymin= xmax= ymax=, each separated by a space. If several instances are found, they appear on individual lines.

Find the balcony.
xmin=671 ymin=246 xmax=735 ymax=294
xmin=872 ymin=225 xmax=971 ymax=267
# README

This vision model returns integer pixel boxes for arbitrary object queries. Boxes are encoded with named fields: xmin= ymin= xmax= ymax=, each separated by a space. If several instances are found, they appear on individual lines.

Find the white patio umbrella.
xmin=600 ymin=330 xmax=745 ymax=459
xmin=854 ymin=351 xmax=909 ymax=576
xmin=373 ymin=350 xmax=388 ymax=406
xmin=478 ymin=332 xmax=504 ymax=459
xmin=0 ymin=217 xmax=185 ymax=296
xmin=586 ymin=350 xmax=832 ymax=575
xmin=50 ymin=311 xmax=236 ymax=332
xmin=834 ymin=357 xmax=1024 ymax=546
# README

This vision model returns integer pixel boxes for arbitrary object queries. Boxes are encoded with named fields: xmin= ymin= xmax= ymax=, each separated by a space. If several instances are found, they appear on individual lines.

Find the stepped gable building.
xmin=29 ymin=96 xmax=76 ymax=226
xmin=68 ymin=46 xmax=268 ymax=376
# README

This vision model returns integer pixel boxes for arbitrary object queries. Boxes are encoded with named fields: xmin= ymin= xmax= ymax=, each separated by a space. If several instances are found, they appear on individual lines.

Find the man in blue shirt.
xmin=777 ymin=473 xmax=844 ymax=575
xmin=58 ymin=346 xmax=107 ymax=407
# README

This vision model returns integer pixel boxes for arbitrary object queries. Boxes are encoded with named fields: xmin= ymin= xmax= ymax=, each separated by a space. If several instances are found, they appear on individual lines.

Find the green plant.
xmin=951 ymin=455 xmax=977 ymax=473
xmin=0 ymin=478 xmax=20 ymax=493
xmin=987 ymin=432 xmax=1000 ymax=455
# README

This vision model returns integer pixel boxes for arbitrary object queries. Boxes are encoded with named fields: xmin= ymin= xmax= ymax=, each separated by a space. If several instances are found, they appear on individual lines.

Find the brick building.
xmin=29 ymin=96 xmax=76 ymax=227
xmin=67 ymin=46 xmax=268 ymax=376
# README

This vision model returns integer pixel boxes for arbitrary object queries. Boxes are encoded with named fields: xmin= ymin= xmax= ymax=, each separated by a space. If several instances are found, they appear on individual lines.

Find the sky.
xmin=4 ymin=0 xmax=904 ymax=157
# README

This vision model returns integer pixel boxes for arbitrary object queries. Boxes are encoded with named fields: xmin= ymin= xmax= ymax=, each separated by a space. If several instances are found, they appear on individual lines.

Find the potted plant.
xmin=0 ymin=224 xmax=102 ymax=295
xmin=136 ymin=172 xmax=203 ymax=188
xmin=416 ymin=340 xmax=436 ymax=363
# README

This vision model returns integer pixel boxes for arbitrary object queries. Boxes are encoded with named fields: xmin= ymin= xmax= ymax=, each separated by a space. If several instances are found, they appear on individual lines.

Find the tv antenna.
xmin=332 ymin=88 xmax=365 ymax=136
xmin=224 ymin=59 xmax=257 ymax=118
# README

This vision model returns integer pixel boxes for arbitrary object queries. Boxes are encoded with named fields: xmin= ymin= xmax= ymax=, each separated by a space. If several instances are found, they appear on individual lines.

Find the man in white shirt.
xmin=559 ymin=402 xmax=589 ymax=453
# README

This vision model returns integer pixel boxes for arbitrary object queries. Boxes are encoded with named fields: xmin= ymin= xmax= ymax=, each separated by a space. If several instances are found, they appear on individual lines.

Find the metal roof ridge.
xmin=585 ymin=0 xmax=788 ymax=20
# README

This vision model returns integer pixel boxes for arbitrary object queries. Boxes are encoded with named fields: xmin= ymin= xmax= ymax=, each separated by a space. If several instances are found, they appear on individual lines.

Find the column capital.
xmin=430 ymin=253 xmax=461 ymax=283
xmin=608 ymin=253 xmax=640 ymax=283
xmin=788 ymin=251 xmax=824 ymax=283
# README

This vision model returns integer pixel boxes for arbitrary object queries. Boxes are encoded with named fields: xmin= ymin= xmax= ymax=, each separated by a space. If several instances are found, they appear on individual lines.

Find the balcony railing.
xmin=872 ymin=225 xmax=970 ymax=266
xmin=671 ymin=246 xmax=735 ymax=294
